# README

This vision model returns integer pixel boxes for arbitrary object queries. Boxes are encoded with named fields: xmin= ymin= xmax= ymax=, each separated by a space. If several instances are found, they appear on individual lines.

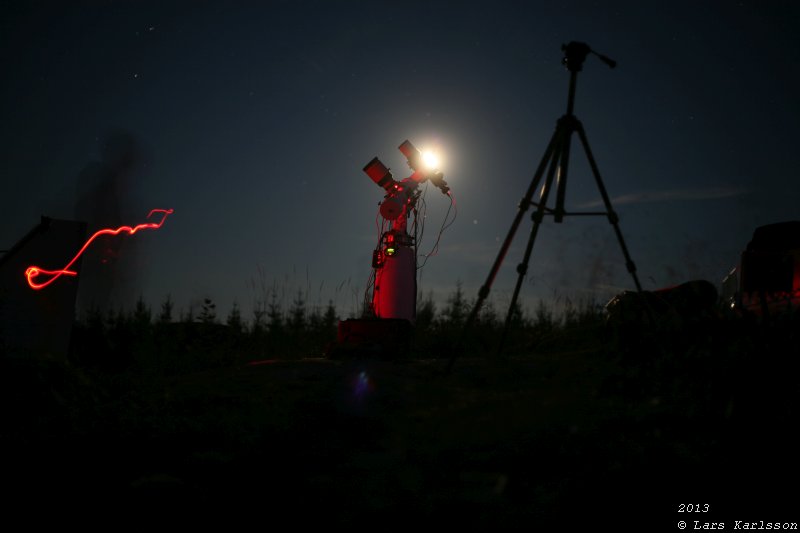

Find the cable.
xmin=417 ymin=191 xmax=457 ymax=270
xmin=363 ymin=268 xmax=376 ymax=316
xmin=364 ymin=202 xmax=392 ymax=316
xmin=415 ymin=183 xmax=429 ymax=262
xmin=412 ymin=190 xmax=424 ymax=265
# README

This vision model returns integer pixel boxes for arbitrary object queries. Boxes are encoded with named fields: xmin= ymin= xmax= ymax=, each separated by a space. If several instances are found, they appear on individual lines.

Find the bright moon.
xmin=421 ymin=150 xmax=440 ymax=170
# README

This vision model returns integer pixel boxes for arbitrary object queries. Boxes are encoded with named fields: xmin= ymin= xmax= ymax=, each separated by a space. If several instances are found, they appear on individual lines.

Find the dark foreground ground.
xmin=2 ymin=317 xmax=799 ymax=530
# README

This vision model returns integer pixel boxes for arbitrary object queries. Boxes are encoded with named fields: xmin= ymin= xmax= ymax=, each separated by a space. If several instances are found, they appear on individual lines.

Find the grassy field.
xmin=2 ymin=299 xmax=798 ymax=529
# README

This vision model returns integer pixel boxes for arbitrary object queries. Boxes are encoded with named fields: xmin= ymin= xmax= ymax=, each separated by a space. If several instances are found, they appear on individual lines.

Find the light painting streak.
xmin=25 ymin=208 xmax=174 ymax=290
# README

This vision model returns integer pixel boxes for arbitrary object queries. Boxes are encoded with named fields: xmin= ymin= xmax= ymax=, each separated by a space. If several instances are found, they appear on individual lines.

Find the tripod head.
xmin=560 ymin=41 xmax=616 ymax=116
xmin=561 ymin=41 xmax=617 ymax=72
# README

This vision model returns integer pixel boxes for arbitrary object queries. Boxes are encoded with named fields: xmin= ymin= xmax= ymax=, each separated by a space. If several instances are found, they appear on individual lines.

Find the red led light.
xmin=25 ymin=208 xmax=174 ymax=290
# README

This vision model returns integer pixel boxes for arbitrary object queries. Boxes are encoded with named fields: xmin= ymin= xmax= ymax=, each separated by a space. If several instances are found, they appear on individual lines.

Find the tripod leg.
xmin=445 ymin=129 xmax=559 ymax=373
xmin=554 ymin=117 xmax=575 ymax=222
xmin=497 ymin=130 xmax=565 ymax=356
xmin=575 ymin=123 xmax=643 ymax=292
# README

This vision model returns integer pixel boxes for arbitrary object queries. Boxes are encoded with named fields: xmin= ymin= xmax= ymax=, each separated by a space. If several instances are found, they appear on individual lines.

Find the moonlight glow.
xmin=422 ymin=150 xmax=440 ymax=170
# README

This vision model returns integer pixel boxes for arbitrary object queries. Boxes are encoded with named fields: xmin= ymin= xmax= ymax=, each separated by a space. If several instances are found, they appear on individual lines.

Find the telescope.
xmin=328 ymin=137 xmax=457 ymax=359
xmin=363 ymin=139 xmax=451 ymax=321
xmin=363 ymin=140 xmax=449 ymax=220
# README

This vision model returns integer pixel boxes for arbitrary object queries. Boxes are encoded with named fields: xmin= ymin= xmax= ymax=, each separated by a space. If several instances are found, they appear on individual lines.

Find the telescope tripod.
xmin=447 ymin=42 xmax=642 ymax=371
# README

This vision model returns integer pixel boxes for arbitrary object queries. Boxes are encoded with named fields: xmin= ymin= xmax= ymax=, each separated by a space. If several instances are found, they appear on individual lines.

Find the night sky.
xmin=3 ymin=1 xmax=800 ymax=321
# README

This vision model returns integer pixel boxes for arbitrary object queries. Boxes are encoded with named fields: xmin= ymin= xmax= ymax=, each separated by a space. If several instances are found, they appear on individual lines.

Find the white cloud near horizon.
xmin=577 ymin=186 xmax=749 ymax=209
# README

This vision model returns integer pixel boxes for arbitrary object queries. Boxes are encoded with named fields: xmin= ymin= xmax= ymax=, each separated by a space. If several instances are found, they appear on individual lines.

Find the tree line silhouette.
xmin=68 ymin=285 xmax=609 ymax=375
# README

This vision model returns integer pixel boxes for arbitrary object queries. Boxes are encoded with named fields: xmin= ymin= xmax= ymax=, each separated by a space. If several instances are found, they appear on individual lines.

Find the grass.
xmin=1 ymin=290 xmax=798 ymax=528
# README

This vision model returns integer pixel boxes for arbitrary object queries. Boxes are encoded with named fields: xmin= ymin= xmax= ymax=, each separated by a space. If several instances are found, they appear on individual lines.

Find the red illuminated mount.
xmin=362 ymin=139 xmax=451 ymax=323
xmin=24 ymin=208 xmax=174 ymax=290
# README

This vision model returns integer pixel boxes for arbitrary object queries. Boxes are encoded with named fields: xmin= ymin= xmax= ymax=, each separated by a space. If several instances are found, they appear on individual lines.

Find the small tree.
xmin=307 ymin=305 xmax=321 ymax=334
xmin=416 ymin=292 xmax=436 ymax=331
xmin=478 ymin=299 xmax=499 ymax=329
xmin=252 ymin=300 xmax=266 ymax=335
xmin=199 ymin=297 xmax=217 ymax=324
xmin=533 ymin=299 xmax=554 ymax=332
xmin=287 ymin=289 xmax=307 ymax=333
xmin=85 ymin=302 xmax=105 ymax=330
xmin=227 ymin=301 xmax=244 ymax=334
xmin=158 ymin=294 xmax=174 ymax=324
xmin=133 ymin=295 xmax=151 ymax=328
xmin=441 ymin=282 xmax=469 ymax=327
xmin=322 ymin=300 xmax=338 ymax=333
xmin=181 ymin=304 xmax=194 ymax=324
xmin=267 ymin=290 xmax=284 ymax=334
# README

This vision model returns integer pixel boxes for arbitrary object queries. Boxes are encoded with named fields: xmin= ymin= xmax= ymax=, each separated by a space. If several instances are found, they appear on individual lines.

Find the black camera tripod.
xmin=447 ymin=42 xmax=643 ymax=371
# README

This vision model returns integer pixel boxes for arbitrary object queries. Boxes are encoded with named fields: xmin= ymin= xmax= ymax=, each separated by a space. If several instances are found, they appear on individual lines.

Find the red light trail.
xmin=25 ymin=208 xmax=174 ymax=290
